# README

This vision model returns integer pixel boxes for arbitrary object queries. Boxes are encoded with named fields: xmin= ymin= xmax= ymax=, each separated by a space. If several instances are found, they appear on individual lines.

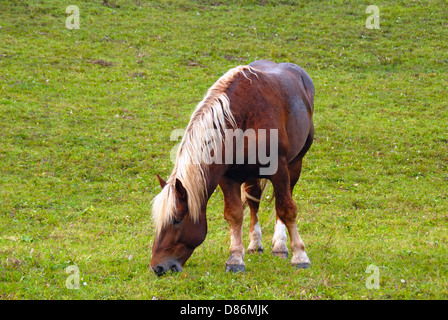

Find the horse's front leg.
xmin=220 ymin=177 xmax=245 ymax=272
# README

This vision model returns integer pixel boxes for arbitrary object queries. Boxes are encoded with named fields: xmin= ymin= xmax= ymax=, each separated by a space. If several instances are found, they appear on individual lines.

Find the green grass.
xmin=1 ymin=0 xmax=447 ymax=299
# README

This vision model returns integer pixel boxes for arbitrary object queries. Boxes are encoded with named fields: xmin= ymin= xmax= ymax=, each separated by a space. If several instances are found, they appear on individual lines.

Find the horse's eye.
xmin=172 ymin=219 xmax=182 ymax=225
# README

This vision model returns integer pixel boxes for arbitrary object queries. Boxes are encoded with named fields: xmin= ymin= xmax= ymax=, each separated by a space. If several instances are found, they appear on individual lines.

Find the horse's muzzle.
xmin=151 ymin=260 xmax=183 ymax=276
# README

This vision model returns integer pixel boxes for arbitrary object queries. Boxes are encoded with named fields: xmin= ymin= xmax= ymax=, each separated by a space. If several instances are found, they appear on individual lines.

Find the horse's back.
xmin=248 ymin=60 xmax=314 ymax=111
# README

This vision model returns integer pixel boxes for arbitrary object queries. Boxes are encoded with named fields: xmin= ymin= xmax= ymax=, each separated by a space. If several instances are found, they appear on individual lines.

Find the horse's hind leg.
xmin=243 ymin=179 xmax=264 ymax=254
xmin=271 ymin=157 xmax=310 ymax=268
xmin=220 ymin=177 xmax=245 ymax=272
xmin=272 ymin=158 xmax=303 ymax=259
xmin=272 ymin=218 xmax=288 ymax=258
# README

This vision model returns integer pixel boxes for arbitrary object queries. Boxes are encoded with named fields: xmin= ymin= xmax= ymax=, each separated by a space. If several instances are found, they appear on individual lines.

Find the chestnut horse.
xmin=150 ymin=60 xmax=314 ymax=275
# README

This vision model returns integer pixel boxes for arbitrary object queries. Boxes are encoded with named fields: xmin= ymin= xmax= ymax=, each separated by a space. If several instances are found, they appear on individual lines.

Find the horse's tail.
xmin=241 ymin=179 xmax=271 ymax=207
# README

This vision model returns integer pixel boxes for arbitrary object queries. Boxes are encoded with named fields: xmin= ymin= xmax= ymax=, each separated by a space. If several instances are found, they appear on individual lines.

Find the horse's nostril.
xmin=152 ymin=261 xmax=181 ymax=275
xmin=154 ymin=266 xmax=166 ymax=276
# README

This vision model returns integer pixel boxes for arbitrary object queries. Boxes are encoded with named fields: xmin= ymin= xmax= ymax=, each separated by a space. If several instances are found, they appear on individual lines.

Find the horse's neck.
xmin=204 ymin=163 xmax=228 ymax=201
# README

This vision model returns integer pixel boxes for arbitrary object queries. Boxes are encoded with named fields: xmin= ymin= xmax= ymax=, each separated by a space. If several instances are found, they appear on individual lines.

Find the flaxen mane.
xmin=152 ymin=65 xmax=256 ymax=235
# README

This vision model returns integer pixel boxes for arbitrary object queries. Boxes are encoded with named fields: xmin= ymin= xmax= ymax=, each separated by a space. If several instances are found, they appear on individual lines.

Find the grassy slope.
xmin=0 ymin=0 xmax=447 ymax=299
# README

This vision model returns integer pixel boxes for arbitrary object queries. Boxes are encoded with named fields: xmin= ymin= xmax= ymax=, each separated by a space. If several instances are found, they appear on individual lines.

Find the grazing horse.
xmin=150 ymin=60 xmax=314 ymax=275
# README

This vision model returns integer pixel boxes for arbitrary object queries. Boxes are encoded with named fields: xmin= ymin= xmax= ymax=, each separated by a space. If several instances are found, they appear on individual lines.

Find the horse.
xmin=150 ymin=60 xmax=315 ymax=275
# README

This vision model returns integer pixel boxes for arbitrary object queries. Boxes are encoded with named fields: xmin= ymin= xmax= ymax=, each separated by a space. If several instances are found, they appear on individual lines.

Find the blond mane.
xmin=152 ymin=65 xmax=256 ymax=235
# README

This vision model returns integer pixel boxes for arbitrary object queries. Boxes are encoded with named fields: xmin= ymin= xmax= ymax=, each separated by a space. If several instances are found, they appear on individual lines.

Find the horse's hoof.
xmin=292 ymin=262 xmax=311 ymax=269
xmin=272 ymin=251 xmax=288 ymax=259
xmin=225 ymin=264 xmax=245 ymax=273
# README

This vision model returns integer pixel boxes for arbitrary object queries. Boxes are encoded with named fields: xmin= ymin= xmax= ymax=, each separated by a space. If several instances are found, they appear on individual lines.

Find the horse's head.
xmin=150 ymin=174 xmax=207 ymax=276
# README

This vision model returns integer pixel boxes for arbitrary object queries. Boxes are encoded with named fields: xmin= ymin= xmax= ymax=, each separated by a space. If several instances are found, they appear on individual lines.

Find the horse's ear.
xmin=156 ymin=174 xmax=167 ymax=189
xmin=174 ymin=178 xmax=187 ymax=200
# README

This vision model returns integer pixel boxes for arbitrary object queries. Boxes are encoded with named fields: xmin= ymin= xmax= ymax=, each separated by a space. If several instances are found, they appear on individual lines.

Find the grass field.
xmin=1 ymin=0 xmax=447 ymax=300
